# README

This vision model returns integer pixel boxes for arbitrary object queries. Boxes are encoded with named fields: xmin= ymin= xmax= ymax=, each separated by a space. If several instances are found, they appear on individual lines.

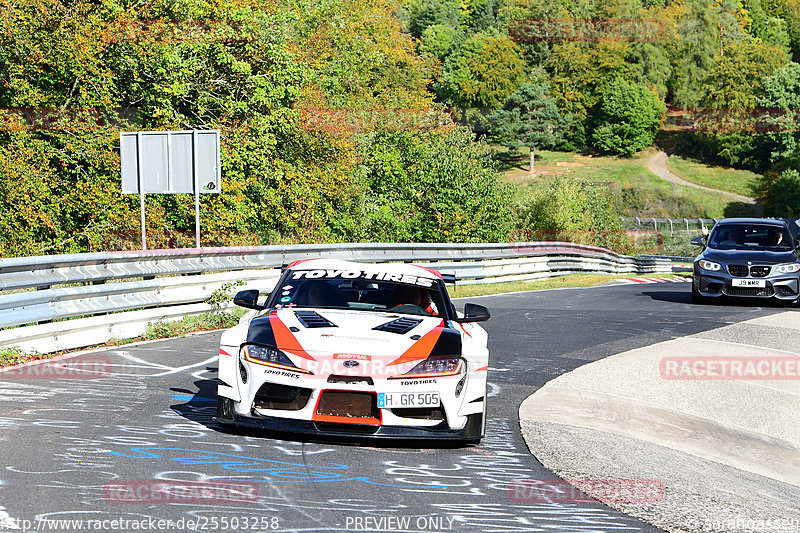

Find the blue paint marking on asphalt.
xmin=171 ymin=394 xmax=216 ymax=403
xmin=106 ymin=447 xmax=447 ymax=489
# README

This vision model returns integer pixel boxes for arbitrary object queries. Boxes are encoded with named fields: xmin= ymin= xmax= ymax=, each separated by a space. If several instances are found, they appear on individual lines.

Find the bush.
xmin=591 ymin=80 xmax=666 ymax=156
xmin=512 ymin=176 xmax=626 ymax=248
xmin=764 ymin=168 xmax=800 ymax=216
xmin=355 ymin=127 xmax=512 ymax=242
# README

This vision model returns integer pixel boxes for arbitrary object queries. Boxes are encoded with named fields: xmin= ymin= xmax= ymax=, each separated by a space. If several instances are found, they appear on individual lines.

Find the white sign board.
xmin=120 ymin=130 xmax=220 ymax=194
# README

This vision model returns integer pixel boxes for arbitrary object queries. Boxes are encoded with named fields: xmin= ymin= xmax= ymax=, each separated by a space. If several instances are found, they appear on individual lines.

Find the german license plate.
xmin=731 ymin=278 xmax=766 ymax=288
xmin=377 ymin=392 xmax=439 ymax=408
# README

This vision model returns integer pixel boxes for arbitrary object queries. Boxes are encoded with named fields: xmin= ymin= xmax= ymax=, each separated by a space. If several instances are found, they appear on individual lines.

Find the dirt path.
xmin=647 ymin=151 xmax=760 ymax=210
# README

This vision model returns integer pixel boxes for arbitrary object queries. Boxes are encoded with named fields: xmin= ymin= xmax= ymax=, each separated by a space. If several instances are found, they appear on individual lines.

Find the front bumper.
xmin=217 ymin=352 xmax=488 ymax=441
xmin=214 ymin=399 xmax=483 ymax=441
xmin=694 ymin=267 xmax=799 ymax=301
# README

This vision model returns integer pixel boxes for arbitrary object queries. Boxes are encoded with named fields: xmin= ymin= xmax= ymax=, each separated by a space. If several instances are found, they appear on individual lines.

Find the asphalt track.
xmin=0 ymin=282 xmax=784 ymax=532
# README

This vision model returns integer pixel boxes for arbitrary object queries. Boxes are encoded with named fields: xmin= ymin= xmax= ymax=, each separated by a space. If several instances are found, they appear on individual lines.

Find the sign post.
xmin=120 ymin=130 xmax=221 ymax=250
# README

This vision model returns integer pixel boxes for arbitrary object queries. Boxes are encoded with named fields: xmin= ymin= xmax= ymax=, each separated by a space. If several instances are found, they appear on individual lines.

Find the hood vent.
xmin=294 ymin=310 xmax=337 ymax=328
xmin=373 ymin=317 xmax=422 ymax=334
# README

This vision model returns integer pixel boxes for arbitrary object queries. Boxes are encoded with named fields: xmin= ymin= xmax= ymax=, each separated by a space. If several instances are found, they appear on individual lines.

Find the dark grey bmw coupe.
xmin=691 ymin=218 xmax=800 ymax=305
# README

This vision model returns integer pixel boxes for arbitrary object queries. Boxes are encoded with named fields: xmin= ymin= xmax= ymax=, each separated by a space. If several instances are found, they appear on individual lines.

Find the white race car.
xmin=215 ymin=259 xmax=490 ymax=443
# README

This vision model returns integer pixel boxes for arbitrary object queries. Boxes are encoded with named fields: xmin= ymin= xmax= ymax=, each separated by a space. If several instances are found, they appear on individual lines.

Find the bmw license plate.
xmin=377 ymin=392 xmax=439 ymax=408
xmin=731 ymin=278 xmax=766 ymax=288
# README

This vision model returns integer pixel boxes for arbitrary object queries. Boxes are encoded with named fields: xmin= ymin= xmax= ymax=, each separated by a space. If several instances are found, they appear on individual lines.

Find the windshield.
xmin=707 ymin=224 xmax=793 ymax=250
xmin=271 ymin=269 xmax=447 ymax=317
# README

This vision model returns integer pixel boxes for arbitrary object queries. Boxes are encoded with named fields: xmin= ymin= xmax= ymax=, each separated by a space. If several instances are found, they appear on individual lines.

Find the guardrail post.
xmin=669 ymin=218 xmax=674 ymax=236
xmin=636 ymin=217 xmax=641 ymax=229
xmin=684 ymin=218 xmax=689 ymax=234
xmin=652 ymin=217 xmax=657 ymax=232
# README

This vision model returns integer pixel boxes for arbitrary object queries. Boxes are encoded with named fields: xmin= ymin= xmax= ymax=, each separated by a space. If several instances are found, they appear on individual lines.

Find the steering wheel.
xmin=387 ymin=304 xmax=429 ymax=315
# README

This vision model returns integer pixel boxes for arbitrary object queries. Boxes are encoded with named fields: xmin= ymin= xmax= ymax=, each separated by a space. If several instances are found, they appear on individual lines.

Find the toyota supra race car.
xmin=215 ymin=259 xmax=491 ymax=443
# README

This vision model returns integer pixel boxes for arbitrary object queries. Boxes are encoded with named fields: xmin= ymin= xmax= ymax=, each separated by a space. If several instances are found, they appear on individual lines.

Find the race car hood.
xmin=701 ymin=248 xmax=798 ymax=265
xmin=245 ymin=308 xmax=462 ymax=378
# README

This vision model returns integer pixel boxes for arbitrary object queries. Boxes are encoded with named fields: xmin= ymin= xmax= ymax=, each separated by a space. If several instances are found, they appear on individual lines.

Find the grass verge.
xmin=665 ymin=156 xmax=760 ymax=198
xmin=498 ymin=147 xmax=754 ymax=218
xmin=450 ymin=272 xmax=684 ymax=298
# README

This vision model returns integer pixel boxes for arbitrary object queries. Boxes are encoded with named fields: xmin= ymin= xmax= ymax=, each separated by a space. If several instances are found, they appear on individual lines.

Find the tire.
xmin=216 ymin=395 xmax=234 ymax=421
xmin=691 ymin=284 xmax=707 ymax=305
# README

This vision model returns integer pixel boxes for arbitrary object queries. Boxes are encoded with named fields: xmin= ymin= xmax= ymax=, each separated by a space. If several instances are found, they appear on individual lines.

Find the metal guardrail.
xmin=622 ymin=217 xmax=800 ymax=237
xmin=621 ymin=217 xmax=717 ymax=236
xmin=0 ymin=242 xmax=671 ymax=354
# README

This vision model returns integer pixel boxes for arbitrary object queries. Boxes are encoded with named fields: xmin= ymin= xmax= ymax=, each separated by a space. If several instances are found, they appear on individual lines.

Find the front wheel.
xmin=691 ymin=284 xmax=707 ymax=305
xmin=216 ymin=395 xmax=235 ymax=421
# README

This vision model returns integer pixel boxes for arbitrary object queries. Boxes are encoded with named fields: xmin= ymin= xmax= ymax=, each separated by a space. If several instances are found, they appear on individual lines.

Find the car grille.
xmin=724 ymin=287 xmax=774 ymax=297
xmin=253 ymin=383 xmax=312 ymax=410
xmin=776 ymin=285 xmax=798 ymax=297
xmin=391 ymin=406 xmax=445 ymax=421
xmin=327 ymin=375 xmax=374 ymax=385
xmin=315 ymin=391 xmax=380 ymax=421
xmin=727 ymin=265 xmax=749 ymax=277
xmin=727 ymin=265 xmax=771 ymax=277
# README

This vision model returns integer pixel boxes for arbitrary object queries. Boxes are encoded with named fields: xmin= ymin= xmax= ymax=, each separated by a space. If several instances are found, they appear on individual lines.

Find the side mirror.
xmin=690 ymin=235 xmax=705 ymax=247
xmin=456 ymin=303 xmax=490 ymax=323
xmin=233 ymin=289 xmax=264 ymax=310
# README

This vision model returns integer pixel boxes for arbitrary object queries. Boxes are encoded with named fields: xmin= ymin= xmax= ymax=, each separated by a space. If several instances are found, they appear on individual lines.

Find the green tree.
xmin=437 ymin=32 xmax=526 ymax=127
xmin=514 ymin=175 xmax=623 ymax=249
xmin=759 ymin=62 xmax=800 ymax=164
xmin=761 ymin=0 xmax=800 ymax=61
xmin=666 ymin=0 xmax=720 ymax=109
xmin=697 ymin=39 xmax=788 ymax=168
xmin=419 ymin=23 xmax=461 ymax=59
xmin=548 ymin=41 xmax=631 ymax=149
xmin=355 ymin=127 xmax=511 ymax=242
xmin=405 ymin=0 xmax=462 ymax=38
xmin=764 ymin=168 xmax=800 ymax=215
xmin=489 ymin=80 xmax=569 ymax=174
xmin=701 ymin=40 xmax=788 ymax=111
xmin=591 ymin=79 xmax=666 ymax=156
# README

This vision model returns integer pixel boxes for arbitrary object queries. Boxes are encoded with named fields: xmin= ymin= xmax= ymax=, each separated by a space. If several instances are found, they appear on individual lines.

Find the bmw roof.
xmin=714 ymin=218 xmax=788 ymax=227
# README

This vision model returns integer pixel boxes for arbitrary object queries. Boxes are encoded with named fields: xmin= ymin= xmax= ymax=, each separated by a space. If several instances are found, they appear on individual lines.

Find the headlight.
xmin=774 ymin=263 xmax=800 ymax=274
xmin=698 ymin=260 xmax=721 ymax=271
xmin=399 ymin=357 xmax=464 ymax=378
xmin=241 ymin=345 xmax=309 ymax=373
